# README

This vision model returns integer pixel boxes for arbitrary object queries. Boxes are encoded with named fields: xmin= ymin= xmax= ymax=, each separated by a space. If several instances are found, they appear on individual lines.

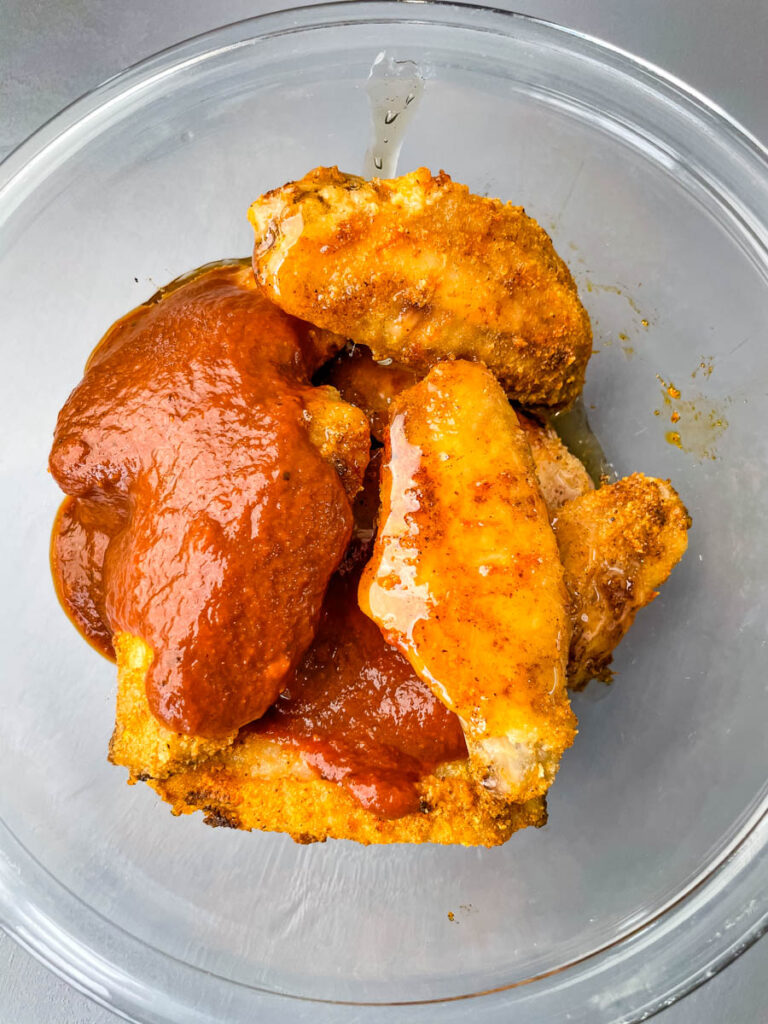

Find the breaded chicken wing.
xmin=249 ymin=167 xmax=592 ymax=407
xmin=359 ymin=360 xmax=576 ymax=802
xmin=554 ymin=475 xmax=690 ymax=689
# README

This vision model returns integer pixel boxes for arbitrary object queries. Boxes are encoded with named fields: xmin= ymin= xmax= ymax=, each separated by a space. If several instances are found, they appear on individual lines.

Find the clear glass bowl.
xmin=1 ymin=4 xmax=766 ymax=1022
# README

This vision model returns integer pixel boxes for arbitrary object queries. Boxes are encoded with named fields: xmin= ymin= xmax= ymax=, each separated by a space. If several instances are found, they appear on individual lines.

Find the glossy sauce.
xmin=51 ymin=496 xmax=115 ymax=658
xmin=256 ymin=562 xmax=467 ymax=819
xmin=49 ymin=263 xmax=353 ymax=737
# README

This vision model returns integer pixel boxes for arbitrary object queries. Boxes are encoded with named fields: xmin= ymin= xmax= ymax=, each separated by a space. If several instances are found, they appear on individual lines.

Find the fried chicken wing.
xmin=359 ymin=360 xmax=576 ymax=802
xmin=249 ymin=167 xmax=592 ymax=407
xmin=50 ymin=263 xmax=370 ymax=742
xmin=554 ymin=474 xmax=690 ymax=689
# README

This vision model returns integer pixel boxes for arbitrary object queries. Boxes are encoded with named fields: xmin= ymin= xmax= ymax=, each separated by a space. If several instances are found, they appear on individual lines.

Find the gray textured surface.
xmin=1 ymin=1 xmax=766 ymax=1022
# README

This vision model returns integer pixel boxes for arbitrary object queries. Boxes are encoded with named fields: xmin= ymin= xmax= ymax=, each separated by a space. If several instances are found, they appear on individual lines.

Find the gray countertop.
xmin=1 ymin=1 xmax=766 ymax=1021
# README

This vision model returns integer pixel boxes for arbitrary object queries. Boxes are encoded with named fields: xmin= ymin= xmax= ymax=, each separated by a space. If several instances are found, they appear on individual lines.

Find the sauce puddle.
xmin=549 ymin=396 xmax=614 ymax=485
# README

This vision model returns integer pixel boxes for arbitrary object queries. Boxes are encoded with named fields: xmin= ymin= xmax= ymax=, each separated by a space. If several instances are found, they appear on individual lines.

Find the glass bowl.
xmin=1 ymin=3 xmax=766 ymax=1022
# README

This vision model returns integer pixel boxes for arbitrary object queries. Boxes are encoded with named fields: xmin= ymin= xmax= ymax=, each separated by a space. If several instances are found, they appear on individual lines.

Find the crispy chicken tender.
xmin=554 ymin=474 xmax=690 ymax=689
xmin=249 ymin=167 xmax=592 ymax=407
xmin=359 ymin=360 xmax=576 ymax=802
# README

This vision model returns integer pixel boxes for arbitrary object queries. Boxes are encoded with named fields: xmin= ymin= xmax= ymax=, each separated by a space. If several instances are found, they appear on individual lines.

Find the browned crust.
xmin=108 ymin=633 xmax=237 ymax=780
xmin=112 ymin=632 xmax=544 ymax=845
xmin=554 ymin=473 xmax=690 ymax=689
xmin=249 ymin=167 xmax=592 ymax=408
xmin=150 ymin=731 xmax=546 ymax=846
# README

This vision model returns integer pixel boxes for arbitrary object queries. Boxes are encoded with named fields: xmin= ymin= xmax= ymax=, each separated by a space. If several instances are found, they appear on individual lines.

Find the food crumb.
xmin=692 ymin=358 xmax=714 ymax=379
xmin=656 ymin=372 xmax=729 ymax=459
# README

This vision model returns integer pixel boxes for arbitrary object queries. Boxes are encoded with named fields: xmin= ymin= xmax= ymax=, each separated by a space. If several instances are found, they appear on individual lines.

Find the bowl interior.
xmin=0 ymin=5 xmax=766 ymax=1018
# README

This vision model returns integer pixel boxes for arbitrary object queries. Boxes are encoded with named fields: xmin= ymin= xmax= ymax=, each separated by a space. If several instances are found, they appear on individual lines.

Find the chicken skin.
xmin=249 ymin=167 xmax=592 ymax=407
xmin=359 ymin=360 xmax=576 ymax=802
xmin=516 ymin=411 xmax=595 ymax=514
xmin=554 ymin=475 xmax=690 ymax=688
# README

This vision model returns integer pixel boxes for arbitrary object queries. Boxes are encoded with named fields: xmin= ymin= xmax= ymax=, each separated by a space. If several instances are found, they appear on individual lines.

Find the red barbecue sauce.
xmin=49 ymin=262 xmax=353 ymax=737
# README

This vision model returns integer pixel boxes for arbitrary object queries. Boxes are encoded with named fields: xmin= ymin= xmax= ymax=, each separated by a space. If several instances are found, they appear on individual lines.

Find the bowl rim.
xmin=0 ymin=3 xmax=766 ymax=1022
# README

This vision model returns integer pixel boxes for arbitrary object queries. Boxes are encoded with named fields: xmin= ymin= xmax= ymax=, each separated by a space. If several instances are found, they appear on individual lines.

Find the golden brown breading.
xmin=109 ymin=633 xmax=238 ymax=780
xmin=302 ymin=383 xmax=370 ymax=500
xmin=114 ymin=624 xmax=544 ymax=845
xmin=151 ymin=732 xmax=546 ymax=846
xmin=554 ymin=474 xmax=690 ymax=689
xmin=249 ymin=167 xmax=592 ymax=407
xmin=359 ymin=360 xmax=576 ymax=802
